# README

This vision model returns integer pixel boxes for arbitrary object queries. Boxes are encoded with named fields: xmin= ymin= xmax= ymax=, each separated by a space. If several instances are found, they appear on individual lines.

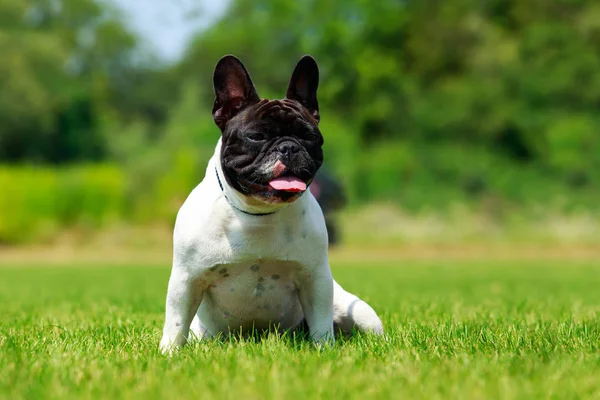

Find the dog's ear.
xmin=212 ymin=55 xmax=260 ymax=131
xmin=286 ymin=55 xmax=320 ymax=123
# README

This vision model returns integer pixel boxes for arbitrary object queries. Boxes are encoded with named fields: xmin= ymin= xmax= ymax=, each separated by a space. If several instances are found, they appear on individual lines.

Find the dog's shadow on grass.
xmin=184 ymin=324 xmax=367 ymax=352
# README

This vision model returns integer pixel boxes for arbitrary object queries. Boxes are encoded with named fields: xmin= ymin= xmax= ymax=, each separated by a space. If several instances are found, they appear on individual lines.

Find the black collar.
xmin=215 ymin=167 xmax=277 ymax=216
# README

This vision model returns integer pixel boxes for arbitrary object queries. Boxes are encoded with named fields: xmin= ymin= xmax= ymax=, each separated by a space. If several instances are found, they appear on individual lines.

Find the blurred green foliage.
xmin=0 ymin=165 xmax=124 ymax=243
xmin=1 ymin=0 xmax=600 ymax=243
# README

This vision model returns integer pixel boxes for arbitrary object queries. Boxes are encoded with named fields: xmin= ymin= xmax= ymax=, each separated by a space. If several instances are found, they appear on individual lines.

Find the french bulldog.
xmin=160 ymin=55 xmax=383 ymax=353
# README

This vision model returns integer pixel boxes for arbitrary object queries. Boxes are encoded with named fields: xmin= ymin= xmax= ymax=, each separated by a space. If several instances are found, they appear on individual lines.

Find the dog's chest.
xmin=199 ymin=260 xmax=305 ymax=329
xmin=222 ymin=212 xmax=307 ymax=258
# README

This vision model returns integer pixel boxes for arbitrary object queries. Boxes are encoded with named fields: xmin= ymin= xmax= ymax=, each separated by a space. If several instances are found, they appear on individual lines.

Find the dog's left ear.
xmin=286 ymin=55 xmax=320 ymax=123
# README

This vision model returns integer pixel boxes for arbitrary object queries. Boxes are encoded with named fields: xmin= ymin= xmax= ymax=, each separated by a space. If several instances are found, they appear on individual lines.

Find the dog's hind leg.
xmin=333 ymin=280 xmax=384 ymax=336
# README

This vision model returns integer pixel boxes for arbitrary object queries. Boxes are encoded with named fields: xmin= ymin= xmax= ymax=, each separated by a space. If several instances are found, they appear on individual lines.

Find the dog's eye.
xmin=247 ymin=132 xmax=268 ymax=142
xmin=305 ymin=133 xmax=320 ymax=141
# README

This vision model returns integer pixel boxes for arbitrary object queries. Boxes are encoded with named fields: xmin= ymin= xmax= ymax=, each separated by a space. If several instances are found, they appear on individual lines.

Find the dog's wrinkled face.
xmin=212 ymin=55 xmax=324 ymax=204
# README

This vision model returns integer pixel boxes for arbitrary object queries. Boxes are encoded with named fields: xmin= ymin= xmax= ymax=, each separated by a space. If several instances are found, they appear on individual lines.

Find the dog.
xmin=160 ymin=55 xmax=383 ymax=352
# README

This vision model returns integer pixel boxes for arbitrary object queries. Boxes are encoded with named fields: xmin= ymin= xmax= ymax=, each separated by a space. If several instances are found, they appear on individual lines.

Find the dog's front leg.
xmin=160 ymin=267 xmax=204 ymax=354
xmin=298 ymin=266 xmax=335 ymax=346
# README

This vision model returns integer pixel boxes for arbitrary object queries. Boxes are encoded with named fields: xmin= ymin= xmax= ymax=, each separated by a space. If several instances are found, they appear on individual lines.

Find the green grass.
xmin=1 ymin=260 xmax=599 ymax=399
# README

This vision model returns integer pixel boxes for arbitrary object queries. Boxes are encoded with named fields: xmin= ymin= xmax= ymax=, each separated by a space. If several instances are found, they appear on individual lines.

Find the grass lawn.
xmin=1 ymin=259 xmax=599 ymax=399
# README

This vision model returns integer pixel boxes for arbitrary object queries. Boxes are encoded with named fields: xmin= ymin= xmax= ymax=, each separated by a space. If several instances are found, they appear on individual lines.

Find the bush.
xmin=0 ymin=165 xmax=125 ymax=243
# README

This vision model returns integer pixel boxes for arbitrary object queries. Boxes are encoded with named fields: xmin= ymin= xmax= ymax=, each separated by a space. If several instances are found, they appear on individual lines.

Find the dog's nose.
xmin=278 ymin=141 xmax=300 ymax=157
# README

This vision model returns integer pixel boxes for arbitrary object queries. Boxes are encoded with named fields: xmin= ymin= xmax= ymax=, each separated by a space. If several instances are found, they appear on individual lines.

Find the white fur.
xmin=160 ymin=139 xmax=383 ymax=353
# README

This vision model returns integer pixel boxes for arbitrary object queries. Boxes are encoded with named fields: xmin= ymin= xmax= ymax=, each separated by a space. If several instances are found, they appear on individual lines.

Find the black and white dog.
xmin=160 ymin=55 xmax=383 ymax=352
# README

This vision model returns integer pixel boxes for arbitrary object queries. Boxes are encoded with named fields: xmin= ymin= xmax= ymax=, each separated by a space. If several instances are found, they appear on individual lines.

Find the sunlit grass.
xmin=1 ymin=260 xmax=599 ymax=399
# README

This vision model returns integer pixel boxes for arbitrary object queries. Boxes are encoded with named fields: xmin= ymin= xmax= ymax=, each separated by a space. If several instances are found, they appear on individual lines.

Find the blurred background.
xmin=1 ymin=0 xmax=600 ymax=258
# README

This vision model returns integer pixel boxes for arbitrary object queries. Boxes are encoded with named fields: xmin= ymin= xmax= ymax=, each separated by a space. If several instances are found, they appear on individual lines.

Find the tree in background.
xmin=0 ymin=0 xmax=160 ymax=163
xmin=2 ymin=0 xmax=600 ymax=207
xmin=176 ymin=0 xmax=600 ymax=203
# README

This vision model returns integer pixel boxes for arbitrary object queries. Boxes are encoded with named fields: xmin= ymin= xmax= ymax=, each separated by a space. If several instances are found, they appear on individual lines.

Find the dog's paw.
xmin=361 ymin=318 xmax=384 ymax=335
xmin=159 ymin=335 xmax=184 ymax=355
xmin=311 ymin=331 xmax=335 ymax=350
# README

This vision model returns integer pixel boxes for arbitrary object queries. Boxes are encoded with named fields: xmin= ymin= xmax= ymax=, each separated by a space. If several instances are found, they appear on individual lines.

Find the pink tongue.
xmin=268 ymin=176 xmax=307 ymax=192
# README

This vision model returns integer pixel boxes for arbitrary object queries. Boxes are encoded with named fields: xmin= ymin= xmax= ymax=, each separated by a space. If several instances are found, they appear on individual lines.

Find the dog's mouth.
xmin=267 ymin=176 xmax=307 ymax=192
xmin=265 ymin=160 xmax=308 ymax=193
xmin=238 ymin=173 xmax=309 ymax=204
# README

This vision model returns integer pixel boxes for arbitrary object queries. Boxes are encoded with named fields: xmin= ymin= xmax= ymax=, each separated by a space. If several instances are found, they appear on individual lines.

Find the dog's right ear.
xmin=212 ymin=55 xmax=260 ymax=131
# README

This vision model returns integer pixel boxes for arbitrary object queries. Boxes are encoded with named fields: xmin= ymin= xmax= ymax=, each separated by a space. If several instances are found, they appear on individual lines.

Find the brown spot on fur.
xmin=273 ymin=160 xmax=287 ymax=177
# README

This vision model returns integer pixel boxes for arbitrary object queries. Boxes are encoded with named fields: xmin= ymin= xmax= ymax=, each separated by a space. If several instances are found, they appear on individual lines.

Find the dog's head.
xmin=212 ymin=55 xmax=323 ymax=205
